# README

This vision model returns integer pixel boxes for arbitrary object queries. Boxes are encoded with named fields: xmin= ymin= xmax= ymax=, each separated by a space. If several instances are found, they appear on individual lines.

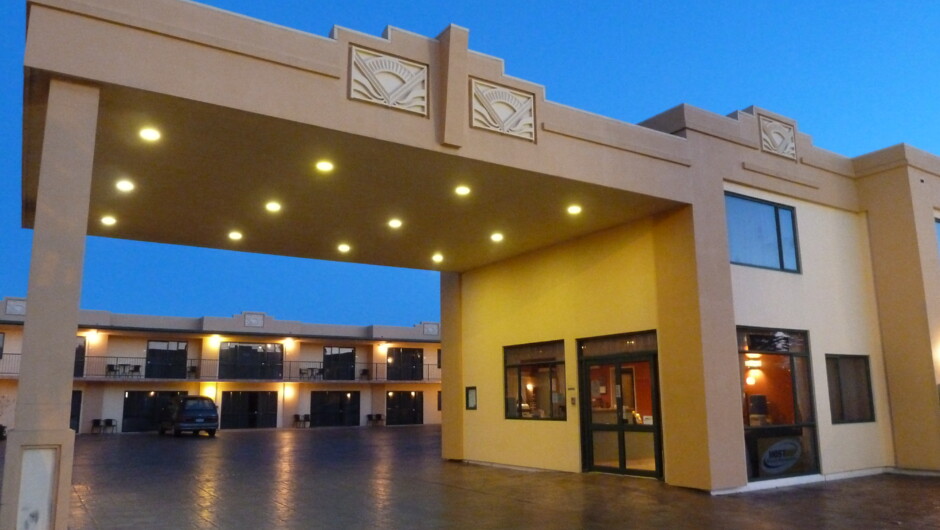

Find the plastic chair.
xmin=91 ymin=419 xmax=103 ymax=434
xmin=106 ymin=364 xmax=117 ymax=376
xmin=103 ymin=419 xmax=117 ymax=433
xmin=302 ymin=414 xmax=311 ymax=427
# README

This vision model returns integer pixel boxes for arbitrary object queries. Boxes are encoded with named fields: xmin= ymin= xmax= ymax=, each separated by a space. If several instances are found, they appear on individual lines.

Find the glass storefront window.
xmin=738 ymin=327 xmax=818 ymax=481
xmin=504 ymin=340 xmax=566 ymax=420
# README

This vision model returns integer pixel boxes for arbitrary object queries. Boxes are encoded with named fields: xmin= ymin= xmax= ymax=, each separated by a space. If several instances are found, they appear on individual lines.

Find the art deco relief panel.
xmin=349 ymin=46 xmax=428 ymax=116
xmin=470 ymin=79 xmax=536 ymax=142
xmin=759 ymin=115 xmax=796 ymax=160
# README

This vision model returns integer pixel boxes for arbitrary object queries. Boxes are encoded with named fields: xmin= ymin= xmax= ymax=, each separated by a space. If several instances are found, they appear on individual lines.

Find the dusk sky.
xmin=1 ymin=1 xmax=939 ymax=326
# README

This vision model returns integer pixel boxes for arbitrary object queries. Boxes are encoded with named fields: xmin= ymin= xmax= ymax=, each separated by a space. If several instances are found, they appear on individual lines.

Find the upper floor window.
xmin=146 ymin=340 xmax=188 ymax=379
xmin=323 ymin=346 xmax=355 ymax=380
xmin=387 ymin=347 xmax=424 ymax=381
xmin=725 ymin=192 xmax=800 ymax=272
xmin=0 ymin=332 xmax=4 ymax=357
xmin=219 ymin=342 xmax=283 ymax=380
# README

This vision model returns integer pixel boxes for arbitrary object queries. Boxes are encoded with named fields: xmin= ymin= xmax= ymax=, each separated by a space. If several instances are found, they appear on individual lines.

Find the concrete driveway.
xmin=2 ymin=425 xmax=938 ymax=529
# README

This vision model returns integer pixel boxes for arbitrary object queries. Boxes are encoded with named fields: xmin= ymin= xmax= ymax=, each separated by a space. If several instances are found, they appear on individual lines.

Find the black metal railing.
xmin=0 ymin=355 xmax=441 ymax=382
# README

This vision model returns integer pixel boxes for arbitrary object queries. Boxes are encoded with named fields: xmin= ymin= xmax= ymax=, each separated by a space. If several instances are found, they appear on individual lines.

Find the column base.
xmin=0 ymin=428 xmax=75 ymax=530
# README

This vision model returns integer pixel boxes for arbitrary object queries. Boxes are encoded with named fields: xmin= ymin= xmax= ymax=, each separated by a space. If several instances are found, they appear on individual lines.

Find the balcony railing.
xmin=0 ymin=354 xmax=441 ymax=382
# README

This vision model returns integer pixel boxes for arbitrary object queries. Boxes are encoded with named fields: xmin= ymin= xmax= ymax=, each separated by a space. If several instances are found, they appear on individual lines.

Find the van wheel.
xmin=173 ymin=429 xmax=181 ymax=437
xmin=208 ymin=429 xmax=216 ymax=438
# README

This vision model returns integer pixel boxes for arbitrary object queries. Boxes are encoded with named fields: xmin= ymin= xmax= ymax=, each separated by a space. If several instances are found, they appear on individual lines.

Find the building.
xmin=8 ymin=0 xmax=940 ymax=527
xmin=0 ymin=297 xmax=442 ymax=434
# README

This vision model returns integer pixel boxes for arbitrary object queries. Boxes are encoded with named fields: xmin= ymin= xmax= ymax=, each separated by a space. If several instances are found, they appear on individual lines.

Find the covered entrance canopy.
xmin=22 ymin=2 xmax=689 ymax=273
xmin=12 ymin=1 xmax=739 ymax=528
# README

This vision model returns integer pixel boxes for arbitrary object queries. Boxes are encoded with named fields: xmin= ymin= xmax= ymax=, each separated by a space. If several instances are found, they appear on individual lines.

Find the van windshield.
xmin=183 ymin=398 xmax=215 ymax=411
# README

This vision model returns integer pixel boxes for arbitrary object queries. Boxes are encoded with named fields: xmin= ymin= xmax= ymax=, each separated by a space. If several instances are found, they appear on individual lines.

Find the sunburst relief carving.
xmin=759 ymin=115 xmax=796 ymax=160
xmin=349 ymin=46 xmax=427 ymax=115
xmin=471 ymin=79 xmax=535 ymax=141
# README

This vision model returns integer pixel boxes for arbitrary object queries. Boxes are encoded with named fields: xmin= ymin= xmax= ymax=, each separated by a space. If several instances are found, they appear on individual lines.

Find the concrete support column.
xmin=0 ymin=79 xmax=99 ymax=530
xmin=440 ymin=272 xmax=464 ymax=460
xmin=654 ymin=203 xmax=747 ymax=491
xmin=858 ymin=166 xmax=940 ymax=471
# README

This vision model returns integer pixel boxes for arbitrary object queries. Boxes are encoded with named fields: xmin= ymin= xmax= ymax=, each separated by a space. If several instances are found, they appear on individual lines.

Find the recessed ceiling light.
xmin=567 ymin=204 xmax=583 ymax=215
xmin=139 ymin=127 xmax=161 ymax=142
xmin=228 ymin=231 xmax=243 ymax=241
xmin=455 ymin=185 xmax=471 ymax=196
xmin=265 ymin=201 xmax=281 ymax=213
xmin=388 ymin=218 xmax=403 ymax=229
xmin=100 ymin=215 xmax=116 ymax=226
xmin=315 ymin=160 xmax=334 ymax=173
xmin=490 ymin=232 xmax=504 ymax=242
xmin=338 ymin=243 xmax=351 ymax=253
xmin=432 ymin=253 xmax=444 ymax=263
xmin=115 ymin=179 xmax=135 ymax=192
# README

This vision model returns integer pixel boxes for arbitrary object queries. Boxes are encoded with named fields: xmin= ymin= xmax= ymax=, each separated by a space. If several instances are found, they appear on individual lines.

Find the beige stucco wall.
xmin=0 ymin=326 xmax=23 ymax=353
xmin=726 ymin=183 xmax=895 ymax=474
xmin=459 ymin=219 xmax=659 ymax=472
xmin=102 ymin=335 xmax=146 ymax=358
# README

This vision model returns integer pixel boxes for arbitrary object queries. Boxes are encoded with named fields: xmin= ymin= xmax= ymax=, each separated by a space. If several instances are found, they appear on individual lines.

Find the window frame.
xmin=323 ymin=346 xmax=356 ymax=380
xmin=504 ymin=339 xmax=566 ymax=421
xmin=725 ymin=191 xmax=802 ymax=273
xmin=934 ymin=218 xmax=940 ymax=257
xmin=218 ymin=341 xmax=284 ymax=380
xmin=825 ymin=354 xmax=875 ymax=424
xmin=738 ymin=326 xmax=819 ymax=481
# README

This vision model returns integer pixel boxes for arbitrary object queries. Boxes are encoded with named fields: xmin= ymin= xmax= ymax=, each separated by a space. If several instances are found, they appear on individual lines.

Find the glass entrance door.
xmin=581 ymin=355 xmax=662 ymax=477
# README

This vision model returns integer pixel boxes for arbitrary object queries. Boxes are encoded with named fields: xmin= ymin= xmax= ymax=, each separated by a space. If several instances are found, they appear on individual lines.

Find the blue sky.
xmin=1 ymin=1 xmax=939 ymax=325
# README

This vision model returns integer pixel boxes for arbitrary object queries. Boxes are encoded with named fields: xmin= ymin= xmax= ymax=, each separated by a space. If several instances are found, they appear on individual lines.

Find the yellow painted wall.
xmin=460 ymin=219 xmax=659 ymax=471
xmin=0 ymin=380 xmax=17 ymax=427
xmin=726 ymin=183 xmax=895 ymax=474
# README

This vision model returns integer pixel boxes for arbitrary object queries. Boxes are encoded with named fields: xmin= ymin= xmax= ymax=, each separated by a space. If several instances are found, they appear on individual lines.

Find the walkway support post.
xmin=0 ymin=79 xmax=99 ymax=530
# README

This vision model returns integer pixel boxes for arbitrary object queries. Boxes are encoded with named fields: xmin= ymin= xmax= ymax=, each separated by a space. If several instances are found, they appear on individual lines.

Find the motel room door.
xmin=220 ymin=391 xmax=278 ymax=429
xmin=580 ymin=354 xmax=663 ymax=478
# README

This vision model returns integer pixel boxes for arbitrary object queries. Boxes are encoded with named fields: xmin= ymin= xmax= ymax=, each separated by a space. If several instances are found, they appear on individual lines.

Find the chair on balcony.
xmin=105 ymin=364 xmax=117 ymax=376
xmin=302 ymin=414 xmax=311 ymax=427
xmin=314 ymin=368 xmax=324 ymax=380
xmin=91 ymin=419 xmax=103 ymax=434
xmin=128 ymin=365 xmax=141 ymax=378
xmin=103 ymin=419 xmax=117 ymax=433
xmin=359 ymin=368 xmax=370 ymax=381
xmin=293 ymin=414 xmax=303 ymax=427
xmin=368 ymin=413 xmax=383 ymax=426
xmin=187 ymin=365 xmax=199 ymax=379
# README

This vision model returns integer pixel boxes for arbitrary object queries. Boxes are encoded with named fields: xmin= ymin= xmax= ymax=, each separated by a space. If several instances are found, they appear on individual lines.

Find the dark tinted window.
xmin=826 ymin=355 xmax=875 ymax=423
xmin=726 ymin=193 xmax=800 ymax=272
